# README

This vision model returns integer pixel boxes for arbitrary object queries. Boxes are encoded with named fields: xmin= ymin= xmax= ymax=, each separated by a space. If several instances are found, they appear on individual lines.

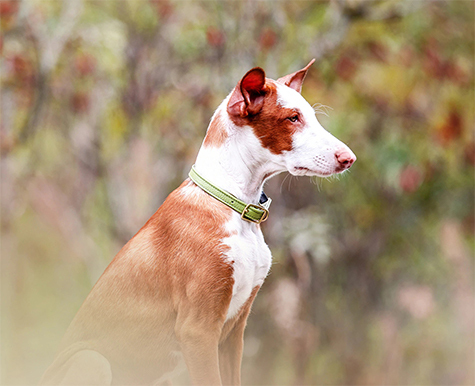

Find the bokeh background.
xmin=1 ymin=0 xmax=474 ymax=385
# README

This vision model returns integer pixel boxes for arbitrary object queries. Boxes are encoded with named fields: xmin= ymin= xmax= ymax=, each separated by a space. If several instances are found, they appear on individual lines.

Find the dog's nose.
xmin=335 ymin=149 xmax=356 ymax=169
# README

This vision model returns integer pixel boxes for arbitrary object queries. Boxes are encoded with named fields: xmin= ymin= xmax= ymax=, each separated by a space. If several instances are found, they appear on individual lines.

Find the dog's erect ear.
xmin=227 ymin=67 xmax=266 ymax=117
xmin=277 ymin=59 xmax=315 ymax=93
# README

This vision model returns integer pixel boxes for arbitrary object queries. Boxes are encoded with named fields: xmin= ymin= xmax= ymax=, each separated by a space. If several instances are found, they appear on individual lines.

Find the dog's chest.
xmin=222 ymin=214 xmax=272 ymax=321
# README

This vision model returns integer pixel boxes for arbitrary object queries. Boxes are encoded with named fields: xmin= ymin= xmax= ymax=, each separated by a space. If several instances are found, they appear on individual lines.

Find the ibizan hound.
xmin=40 ymin=60 xmax=356 ymax=386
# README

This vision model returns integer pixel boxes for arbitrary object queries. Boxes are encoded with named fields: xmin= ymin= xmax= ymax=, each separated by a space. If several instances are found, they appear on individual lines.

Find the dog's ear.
xmin=227 ymin=67 xmax=266 ymax=117
xmin=277 ymin=59 xmax=315 ymax=93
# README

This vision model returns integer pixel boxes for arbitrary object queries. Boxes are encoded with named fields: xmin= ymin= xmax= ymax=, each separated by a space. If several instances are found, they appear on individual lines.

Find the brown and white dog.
xmin=40 ymin=60 xmax=356 ymax=385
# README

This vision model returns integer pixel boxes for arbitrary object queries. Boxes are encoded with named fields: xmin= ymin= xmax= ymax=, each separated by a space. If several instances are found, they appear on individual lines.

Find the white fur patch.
xmin=276 ymin=83 xmax=317 ymax=119
xmin=222 ymin=213 xmax=272 ymax=321
xmin=275 ymin=82 xmax=355 ymax=177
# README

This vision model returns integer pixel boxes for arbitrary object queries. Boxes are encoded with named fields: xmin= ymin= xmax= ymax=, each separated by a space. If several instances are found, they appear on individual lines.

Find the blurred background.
xmin=1 ymin=0 xmax=474 ymax=385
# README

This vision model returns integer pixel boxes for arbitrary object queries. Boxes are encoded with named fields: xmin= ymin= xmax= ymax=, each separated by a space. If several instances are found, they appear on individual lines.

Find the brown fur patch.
xmin=43 ymin=180 xmax=236 ymax=384
xmin=229 ymin=80 xmax=304 ymax=155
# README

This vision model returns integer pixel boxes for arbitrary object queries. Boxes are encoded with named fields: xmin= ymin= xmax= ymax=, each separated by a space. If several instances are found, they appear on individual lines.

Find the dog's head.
xmin=221 ymin=60 xmax=356 ymax=178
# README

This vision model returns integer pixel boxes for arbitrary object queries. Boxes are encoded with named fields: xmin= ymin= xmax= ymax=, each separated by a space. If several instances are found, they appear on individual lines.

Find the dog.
xmin=40 ymin=59 xmax=356 ymax=385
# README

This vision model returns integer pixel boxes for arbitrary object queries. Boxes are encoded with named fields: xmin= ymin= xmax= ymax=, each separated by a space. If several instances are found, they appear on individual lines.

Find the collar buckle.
xmin=241 ymin=203 xmax=269 ymax=224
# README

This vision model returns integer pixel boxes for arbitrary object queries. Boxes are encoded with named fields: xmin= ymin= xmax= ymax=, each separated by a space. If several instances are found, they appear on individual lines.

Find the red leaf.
xmin=206 ymin=27 xmax=225 ymax=48
xmin=0 ymin=1 xmax=19 ymax=17
xmin=437 ymin=109 xmax=463 ymax=145
xmin=399 ymin=165 xmax=422 ymax=193
xmin=464 ymin=142 xmax=475 ymax=166
xmin=71 ymin=92 xmax=89 ymax=114
xmin=335 ymin=55 xmax=358 ymax=81
xmin=75 ymin=54 xmax=96 ymax=77
xmin=259 ymin=28 xmax=277 ymax=51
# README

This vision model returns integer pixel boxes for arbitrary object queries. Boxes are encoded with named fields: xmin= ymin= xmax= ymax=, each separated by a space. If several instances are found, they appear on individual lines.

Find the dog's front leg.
xmin=218 ymin=314 xmax=246 ymax=386
xmin=175 ymin=310 xmax=224 ymax=386
xmin=219 ymin=286 xmax=260 ymax=386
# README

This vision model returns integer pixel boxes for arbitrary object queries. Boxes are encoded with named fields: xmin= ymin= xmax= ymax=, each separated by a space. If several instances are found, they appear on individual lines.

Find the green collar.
xmin=189 ymin=165 xmax=271 ymax=224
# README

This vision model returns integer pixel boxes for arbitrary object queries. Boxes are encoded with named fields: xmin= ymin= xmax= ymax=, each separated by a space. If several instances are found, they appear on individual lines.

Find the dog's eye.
xmin=287 ymin=115 xmax=299 ymax=123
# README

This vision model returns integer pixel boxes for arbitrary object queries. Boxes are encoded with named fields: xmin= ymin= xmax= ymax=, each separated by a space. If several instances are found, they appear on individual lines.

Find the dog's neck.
xmin=194 ymin=99 xmax=282 ymax=205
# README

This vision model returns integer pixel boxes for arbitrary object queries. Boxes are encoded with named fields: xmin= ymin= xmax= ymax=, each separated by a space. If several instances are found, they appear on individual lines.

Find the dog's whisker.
xmin=287 ymin=175 xmax=294 ymax=191
xmin=280 ymin=173 xmax=290 ymax=193
xmin=312 ymin=103 xmax=333 ymax=117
